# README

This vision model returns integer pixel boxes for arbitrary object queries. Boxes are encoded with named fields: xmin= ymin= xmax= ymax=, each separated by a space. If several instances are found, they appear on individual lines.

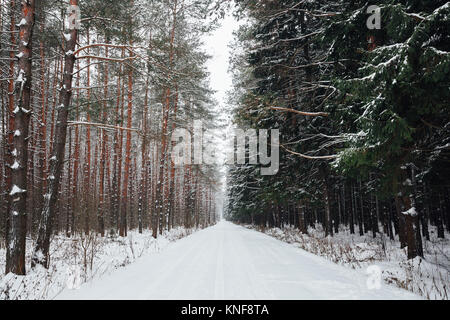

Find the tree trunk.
xmin=138 ymin=64 xmax=150 ymax=234
xmin=35 ymin=8 xmax=47 ymax=234
xmin=6 ymin=0 xmax=36 ymax=275
xmin=4 ymin=0 xmax=17 ymax=273
xmin=320 ymin=166 xmax=333 ymax=237
xmin=71 ymin=61 xmax=81 ymax=237
xmin=97 ymin=44 xmax=109 ymax=237
xmin=347 ymin=180 xmax=355 ymax=234
xmin=32 ymin=2 xmax=77 ymax=268
xmin=298 ymin=201 xmax=307 ymax=234
xmin=119 ymin=47 xmax=133 ymax=237
xmin=398 ymin=194 xmax=423 ymax=259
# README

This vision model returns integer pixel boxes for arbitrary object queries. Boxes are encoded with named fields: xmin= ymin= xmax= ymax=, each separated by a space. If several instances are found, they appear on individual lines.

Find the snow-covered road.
xmin=57 ymin=221 xmax=420 ymax=300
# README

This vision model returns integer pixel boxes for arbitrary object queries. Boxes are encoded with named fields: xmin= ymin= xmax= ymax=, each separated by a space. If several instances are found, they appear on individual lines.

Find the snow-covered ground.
xmin=56 ymin=221 xmax=419 ymax=299
xmin=243 ymin=223 xmax=449 ymax=300
xmin=0 ymin=226 xmax=199 ymax=300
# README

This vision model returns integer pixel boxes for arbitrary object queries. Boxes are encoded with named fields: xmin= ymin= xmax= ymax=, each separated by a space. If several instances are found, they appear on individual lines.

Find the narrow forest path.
xmin=56 ymin=221 xmax=420 ymax=300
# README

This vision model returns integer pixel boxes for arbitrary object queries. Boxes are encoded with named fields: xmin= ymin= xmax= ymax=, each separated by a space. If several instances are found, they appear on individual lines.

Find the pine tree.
xmin=330 ymin=1 xmax=450 ymax=259
xmin=6 ymin=0 xmax=36 ymax=275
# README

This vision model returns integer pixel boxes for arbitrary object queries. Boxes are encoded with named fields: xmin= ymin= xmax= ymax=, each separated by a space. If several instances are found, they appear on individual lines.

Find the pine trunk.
xmin=6 ymin=0 xmax=35 ymax=275
xmin=31 ymin=3 xmax=77 ymax=268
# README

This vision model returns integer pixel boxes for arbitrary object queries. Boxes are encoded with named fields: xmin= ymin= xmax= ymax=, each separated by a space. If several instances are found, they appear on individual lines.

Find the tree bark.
xmin=6 ymin=0 xmax=36 ymax=275
xmin=32 ymin=1 xmax=77 ymax=268
xmin=297 ymin=201 xmax=307 ymax=234
xmin=119 ymin=38 xmax=134 ymax=237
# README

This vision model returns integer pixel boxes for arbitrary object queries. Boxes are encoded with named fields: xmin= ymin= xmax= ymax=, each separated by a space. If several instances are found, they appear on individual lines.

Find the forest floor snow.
xmin=243 ymin=223 xmax=449 ymax=300
xmin=56 ymin=221 xmax=419 ymax=299
xmin=0 ymin=226 xmax=199 ymax=299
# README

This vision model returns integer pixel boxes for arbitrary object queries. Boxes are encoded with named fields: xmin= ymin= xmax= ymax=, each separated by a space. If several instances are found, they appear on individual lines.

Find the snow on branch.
xmin=73 ymin=43 xmax=143 ymax=56
xmin=270 ymin=106 xmax=329 ymax=117
xmin=402 ymin=207 xmax=418 ymax=217
xmin=67 ymin=121 xmax=140 ymax=133
xmin=280 ymin=145 xmax=338 ymax=160
xmin=10 ymin=185 xmax=26 ymax=196
xmin=75 ymin=55 xmax=137 ymax=62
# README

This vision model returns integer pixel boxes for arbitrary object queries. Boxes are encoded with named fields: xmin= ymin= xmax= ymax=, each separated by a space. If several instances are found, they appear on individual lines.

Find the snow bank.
xmin=243 ymin=223 xmax=449 ymax=300
xmin=0 ymin=227 xmax=200 ymax=300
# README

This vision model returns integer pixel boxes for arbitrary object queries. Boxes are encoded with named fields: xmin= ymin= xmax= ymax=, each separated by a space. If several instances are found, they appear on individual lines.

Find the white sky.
xmin=202 ymin=13 xmax=241 ymax=218
xmin=203 ymin=13 xmax=239 ymax=107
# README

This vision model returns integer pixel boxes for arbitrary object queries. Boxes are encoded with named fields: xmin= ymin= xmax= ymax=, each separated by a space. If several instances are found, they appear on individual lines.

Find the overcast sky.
xmin=203 ymin=13 xmax=238 ymax=107
xmin=202 ymin=13 xmax=241 ymax=217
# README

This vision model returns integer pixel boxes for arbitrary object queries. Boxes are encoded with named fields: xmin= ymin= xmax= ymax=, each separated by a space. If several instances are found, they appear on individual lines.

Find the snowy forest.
xmin=225 ymin=0 xmax=450 ymax=299
xmin=0 ymin=0 xmax=221 ymax=281
xmin=0 ymin=0 xmax=449 ymax=301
